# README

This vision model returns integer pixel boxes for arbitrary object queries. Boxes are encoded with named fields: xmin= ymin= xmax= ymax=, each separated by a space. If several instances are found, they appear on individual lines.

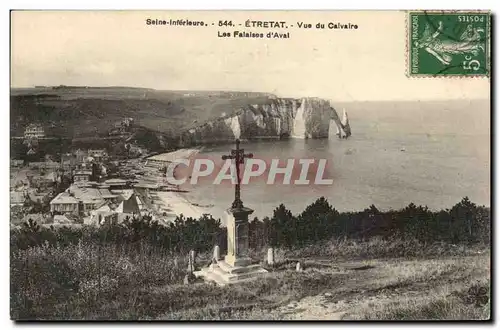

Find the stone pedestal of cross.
xmin=193 ymin=139 xmax=268 ymax=285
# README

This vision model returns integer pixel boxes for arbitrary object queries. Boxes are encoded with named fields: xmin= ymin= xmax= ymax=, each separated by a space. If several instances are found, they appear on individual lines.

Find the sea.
xmin=181 ymin=100 xmax=490 ymax=221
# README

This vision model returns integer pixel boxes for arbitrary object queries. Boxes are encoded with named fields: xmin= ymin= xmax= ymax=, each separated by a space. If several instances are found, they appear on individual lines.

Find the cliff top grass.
xmin=11 ymin=236 xmax=490 ymax=320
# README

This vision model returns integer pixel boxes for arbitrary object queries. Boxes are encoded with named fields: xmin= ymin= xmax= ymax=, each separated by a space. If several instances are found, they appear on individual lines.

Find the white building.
xmin=88 ymin=149 xmax=108 ymax=161
xmin=49 ymin=185 xmax=118 ymax=214
xmin=87 ymin=192 xmax=151 ymax=226
xmin=73 ymin=170 xmax=92 ymax=184
xmin=24 ymin=124 xmax=45 ymax=139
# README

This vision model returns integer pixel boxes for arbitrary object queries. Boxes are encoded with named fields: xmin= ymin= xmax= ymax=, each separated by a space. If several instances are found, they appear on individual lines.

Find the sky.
xmin=11 ymin=11 xmax=490 ymax=102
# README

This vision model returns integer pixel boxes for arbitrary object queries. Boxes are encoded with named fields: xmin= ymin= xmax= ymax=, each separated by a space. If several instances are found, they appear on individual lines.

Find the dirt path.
xmin=272 ymin=255 xmax=489 ymax=320
xmin=276 ymin=288 xmax=427 ymax=320
xmin=277 ymin=294 xmax=349 ymax=320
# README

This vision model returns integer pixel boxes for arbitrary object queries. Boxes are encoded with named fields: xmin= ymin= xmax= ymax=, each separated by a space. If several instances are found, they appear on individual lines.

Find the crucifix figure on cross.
xmin=222 ymin=139 xmax=253 ymax=209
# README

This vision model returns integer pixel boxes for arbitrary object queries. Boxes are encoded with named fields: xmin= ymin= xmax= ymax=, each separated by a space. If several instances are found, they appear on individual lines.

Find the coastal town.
xmin=10 ymin=119 xmax=205 ymax=229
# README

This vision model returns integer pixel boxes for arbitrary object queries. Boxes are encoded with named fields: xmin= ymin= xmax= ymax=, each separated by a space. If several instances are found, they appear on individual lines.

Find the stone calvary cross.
xmin=220 ymin=139 xmax=255 ymax=267
xmin=193 ymin=138 xmax=268 ymax=284
xmin=221 ymin=139 xmax=253 ymax=209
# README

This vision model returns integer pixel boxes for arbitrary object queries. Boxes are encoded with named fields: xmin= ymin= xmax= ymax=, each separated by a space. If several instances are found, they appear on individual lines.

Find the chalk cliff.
xmin=179 ymin=97 xmax=344 ymax=146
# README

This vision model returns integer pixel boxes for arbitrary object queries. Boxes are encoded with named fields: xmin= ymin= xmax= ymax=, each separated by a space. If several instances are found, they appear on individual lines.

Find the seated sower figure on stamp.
xmin=194 ymin=139 xmax=268 ymax=285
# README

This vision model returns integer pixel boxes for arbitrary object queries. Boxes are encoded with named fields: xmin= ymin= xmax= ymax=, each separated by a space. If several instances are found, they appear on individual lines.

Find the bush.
xmin=9 ymin=196 xmax=490 ymax=319
xmin=248 ymin=197 xmax=490 ymax=251
xmin=11 ymin=196 xmax=490 ymax=255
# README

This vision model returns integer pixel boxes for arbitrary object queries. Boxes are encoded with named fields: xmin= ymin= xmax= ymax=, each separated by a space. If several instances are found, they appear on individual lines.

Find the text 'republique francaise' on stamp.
xmin=407 ymin=10 xmax=491 ymax=78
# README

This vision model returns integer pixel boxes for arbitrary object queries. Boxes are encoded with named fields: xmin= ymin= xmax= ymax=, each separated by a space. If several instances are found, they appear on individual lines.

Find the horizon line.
xmin=9 ymin=85 xmax=490 ymax=103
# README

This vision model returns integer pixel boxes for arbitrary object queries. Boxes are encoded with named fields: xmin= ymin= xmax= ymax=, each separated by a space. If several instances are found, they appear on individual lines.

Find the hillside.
xmin=10 ymin=194 xmax=491 ymax=320
xmin=10 ymin=87 xmax=274 ymax=139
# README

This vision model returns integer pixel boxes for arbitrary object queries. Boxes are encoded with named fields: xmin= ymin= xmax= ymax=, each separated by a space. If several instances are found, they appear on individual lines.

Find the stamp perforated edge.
xmin=405 ymin=9 xmax=491 ymax=79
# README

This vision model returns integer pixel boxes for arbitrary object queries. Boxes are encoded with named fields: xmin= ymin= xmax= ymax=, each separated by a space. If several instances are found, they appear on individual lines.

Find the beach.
xmin=139 ymin=147 xmax=208 ymax=223
xmin=154 ymin=191 xmax=206 ymax=221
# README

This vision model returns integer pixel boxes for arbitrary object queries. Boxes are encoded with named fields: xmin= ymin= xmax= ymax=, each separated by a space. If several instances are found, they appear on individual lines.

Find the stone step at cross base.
xmin=194 ymin=260 xmax=268 ymax=286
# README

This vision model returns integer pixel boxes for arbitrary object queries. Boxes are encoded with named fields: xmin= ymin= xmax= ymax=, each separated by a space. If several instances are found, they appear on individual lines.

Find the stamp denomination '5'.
xmin=408 ymin=11 xmax=490 ymax=77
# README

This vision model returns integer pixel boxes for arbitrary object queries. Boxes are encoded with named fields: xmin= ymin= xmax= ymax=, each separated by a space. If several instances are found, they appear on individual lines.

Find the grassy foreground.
xmin=11 ymin=237 xmax=490 ymax=320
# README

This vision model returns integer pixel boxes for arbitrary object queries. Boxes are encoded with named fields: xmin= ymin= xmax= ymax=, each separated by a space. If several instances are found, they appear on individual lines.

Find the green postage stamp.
xmin=408 ymin=11 xmax=490 ymax=77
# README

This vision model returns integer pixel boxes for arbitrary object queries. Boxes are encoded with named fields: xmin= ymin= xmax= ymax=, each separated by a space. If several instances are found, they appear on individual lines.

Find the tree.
xmin=249 ymin=217 xmax=265 ymax=249
xmin=299 ymin=197 xmax=338 ymax=242
xmin=449 ymin=197 xmax=478 ymax=243
xmin=270 ymin=204 xmax=295 ymax=247
xmin=54 ymin=173 xmax=71 ymax=195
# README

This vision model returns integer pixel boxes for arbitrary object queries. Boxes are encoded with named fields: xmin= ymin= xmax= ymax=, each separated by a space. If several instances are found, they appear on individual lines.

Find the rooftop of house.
xmin=75 ymin=170 xmax=93 ymax=176
xmin=50 ymin=185 xmax=114 ymax=205
xmin=10 ymin=191 xmax=26 ymax=204
xmin=28 ymin=161 xmax=60 ymax=168
xmin=110 ymin=189 xmax=134 ymax=201
xmin=98 ymin=189 xmax=118 ymax=199
xmin=115 ymin=193 xmax=144 ymax=214
xmin=133 ymin=182 xmax=160 ymax=189
xmin=97 ymin=212 xmax=138 ymax=224
xmin=53 ymin=214 xmax=72 ymax=224
xmin=25 ymin=124 xmax=44 ymax=130
xmin=50 ymin=192 xmax=79 ymax=204
xmin=74 ymin=149 xmax=88 ymax=156
xmin=11 ymin=189 xmax=47 ymax=204
xmin=71 ymin=186 xmax=107 ymax=203
xmin=105 ymin=178 xmax=128 ymax=184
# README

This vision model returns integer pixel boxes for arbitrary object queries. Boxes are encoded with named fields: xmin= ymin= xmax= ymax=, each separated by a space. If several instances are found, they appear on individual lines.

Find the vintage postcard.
xmin=10 ymin=10 xmax=491 ymax=321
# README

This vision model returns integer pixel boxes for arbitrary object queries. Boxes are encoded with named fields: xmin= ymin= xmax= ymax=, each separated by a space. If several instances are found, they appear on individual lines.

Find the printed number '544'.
xmin=463 ymin=55 xmax=480 ymax=71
